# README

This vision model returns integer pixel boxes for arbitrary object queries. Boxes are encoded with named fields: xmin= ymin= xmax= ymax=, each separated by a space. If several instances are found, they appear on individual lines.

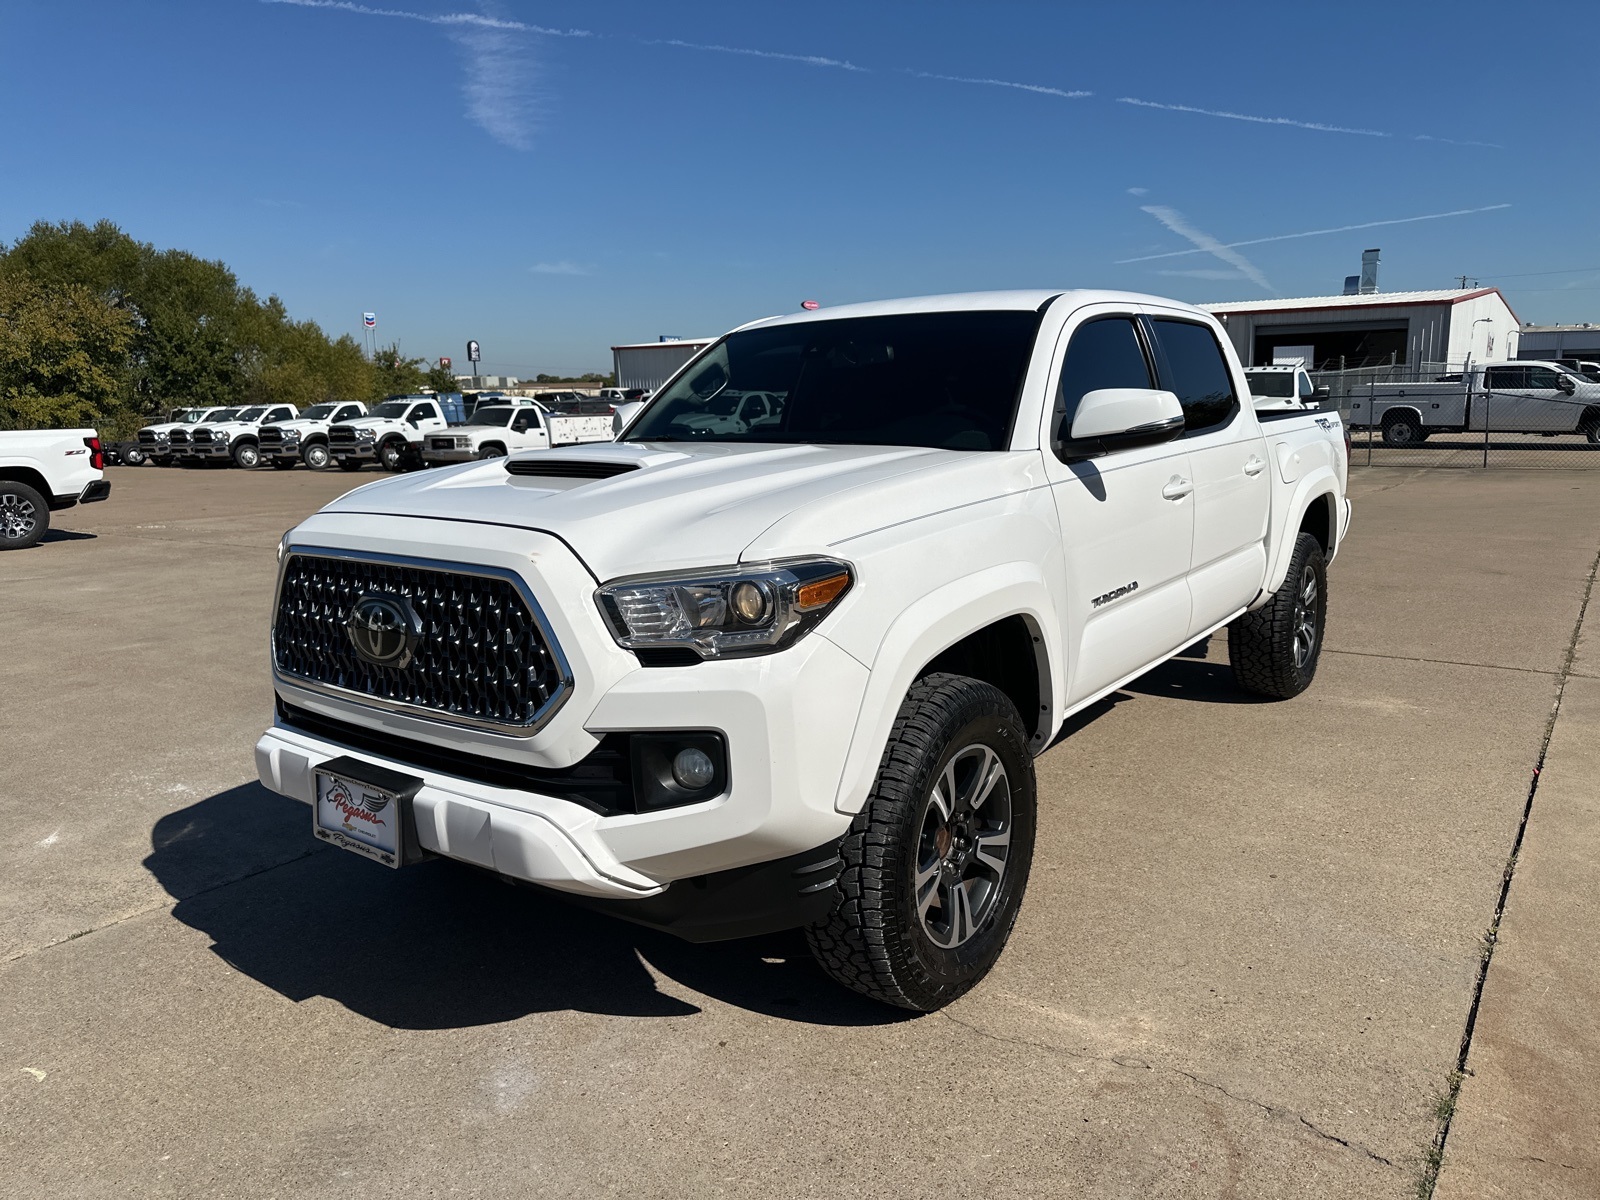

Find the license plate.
xmin=313 ymin=757 xmax=423 ymax=868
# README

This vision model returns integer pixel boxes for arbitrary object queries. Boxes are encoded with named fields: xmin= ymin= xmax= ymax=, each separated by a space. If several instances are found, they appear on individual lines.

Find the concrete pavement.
xmin=3 ymin=462 xmax=1598 ymax=1198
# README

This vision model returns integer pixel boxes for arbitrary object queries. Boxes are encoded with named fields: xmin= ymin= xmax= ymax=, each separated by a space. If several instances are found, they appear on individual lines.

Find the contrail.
xmin=1117 ymin=203 xmax=1514 ymax=264
xmin=650 ymin=38 xmax=865 ymax=72
xmin=260 ymin=0 xmax=592 ymax=36
xmin=1140 ymin=206 xmax=1274 ymax=294
xmin=904 ymin=70 xmax=1089 ymax=99
xmin=1118 ymin=97 xmax=1390 ymax=138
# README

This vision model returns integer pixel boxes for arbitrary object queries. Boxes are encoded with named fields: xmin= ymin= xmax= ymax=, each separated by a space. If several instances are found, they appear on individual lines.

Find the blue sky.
xmin=3 ymin=0 xmax=1596 ymax=375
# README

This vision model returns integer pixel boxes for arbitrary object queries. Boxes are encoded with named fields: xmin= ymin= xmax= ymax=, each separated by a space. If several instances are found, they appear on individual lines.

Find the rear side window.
xmin=1151 ymin=319 xmax=1238 ymax=433
xmin=1486 ymin=366 xmax=1527 ymax=390
xmin=1054 ymin=317 xmax=1153 ymax=444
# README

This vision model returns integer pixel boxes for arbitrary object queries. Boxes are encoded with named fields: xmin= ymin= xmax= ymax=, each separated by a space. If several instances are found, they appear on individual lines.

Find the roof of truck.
xmin=736 ymin=290 xmax=1210 ymax=332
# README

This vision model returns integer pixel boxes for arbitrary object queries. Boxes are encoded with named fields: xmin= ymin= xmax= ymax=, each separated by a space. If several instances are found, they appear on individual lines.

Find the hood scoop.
xmin=504 ymin=458 xmax=640 ymax=480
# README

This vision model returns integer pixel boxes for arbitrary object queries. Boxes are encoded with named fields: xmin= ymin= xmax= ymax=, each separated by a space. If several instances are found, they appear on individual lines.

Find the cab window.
xmin=1053 ymin=317 xmax=1153 ymax=456
xmin=408 ymin=403 xmax=439 ymax=425
xmin=1527 ymin=367 xmax=1560 ymax=390
xmin=1150 ymin=318 xmax=1238 ymax=434
xmin=1486 ymin=366 xmax=1527 ymax=390
xmin=511 ymin=409 xmax=541 ymax=433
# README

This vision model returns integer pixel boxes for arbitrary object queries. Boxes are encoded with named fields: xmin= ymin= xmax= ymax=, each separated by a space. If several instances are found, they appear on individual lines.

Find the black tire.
xmin=302 ymin=442 xmax=331 ymax=470
xmin=807 ymin=673 xmax=1037 ymax=1012
xmin=1581 ymin=409 xmax=1600 ymax=444
xmin=478 ymin=443 xmax=507 ymax=459
xmin=123 ymin=445 xmax=147 ymax=467
xmin=379 ymin=440 xmax=408 ymax=472
xmin=231 ymin=441 xmax=261 ymax=469
xmin=270 ymin=458 xmax=297 ymax=470
xmin=1228 ymin=531 xmax=1327 ymax=699
xmin=0 ymin=480 xmax=49 ymax=550
xmin=337 ymin=458 xmax=364 ymax=472
xmin=1380 ymin=412 xmax=1422 ymax=446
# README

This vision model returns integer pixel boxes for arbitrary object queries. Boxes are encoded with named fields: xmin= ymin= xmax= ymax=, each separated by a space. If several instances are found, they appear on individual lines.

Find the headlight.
xmin=356 ymin=428 xmax=376 ymax=441
xmin=596 ymin=558 xmax=853 ymax=660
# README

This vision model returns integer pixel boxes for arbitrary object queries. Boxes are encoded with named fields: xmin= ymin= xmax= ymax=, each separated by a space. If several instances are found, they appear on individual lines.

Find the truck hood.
xmin=268 ymin=417 xmax=328 ymax=431
xmin=337 ymin=417 xmax=405 ymax=430
xmin=141 ymin=421 xmax=193 ymax=435
xmin=317 ymin=441 xmax=1046 ymax=580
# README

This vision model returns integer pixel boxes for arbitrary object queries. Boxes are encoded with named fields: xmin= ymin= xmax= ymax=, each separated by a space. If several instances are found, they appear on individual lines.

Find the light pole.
xmin=1468 ymin=316 xmax=1493 ymax=465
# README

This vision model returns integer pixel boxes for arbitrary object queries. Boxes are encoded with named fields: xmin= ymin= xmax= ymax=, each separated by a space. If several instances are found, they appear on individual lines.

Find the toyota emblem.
xmin=344 ymin=593 xmax=422 ymax=668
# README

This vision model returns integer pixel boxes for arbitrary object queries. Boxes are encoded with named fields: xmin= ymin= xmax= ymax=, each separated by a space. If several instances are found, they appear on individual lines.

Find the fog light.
xmin=672 ymin=747 xmax=715 ymax=790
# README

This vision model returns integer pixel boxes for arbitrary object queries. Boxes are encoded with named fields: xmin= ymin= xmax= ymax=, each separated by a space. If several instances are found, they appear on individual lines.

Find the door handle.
xmin=1243 ymin=457 xmax=1265 ymax=476
xmin=1161 ymin=476 xmax=1193 ymax=501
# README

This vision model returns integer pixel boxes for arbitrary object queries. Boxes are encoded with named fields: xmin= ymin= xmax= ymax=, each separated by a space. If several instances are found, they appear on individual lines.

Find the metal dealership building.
xmin=612 ymin=337 xmax=715 ymax=392
xmin=1204 ymin=287 xmax=1519 ymax=372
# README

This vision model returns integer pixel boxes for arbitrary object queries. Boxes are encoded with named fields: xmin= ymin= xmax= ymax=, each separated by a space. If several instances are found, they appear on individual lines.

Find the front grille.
xmin=138 ymin=430 xmax=163 ymax=446
xmin=169 ymin=430 xmax=191 ymax=446
xmin=273 ymin=552 xmax=569 ymax=730
xmin=329 ymin=427 xmax=359 ymax=447
xmin=261 ymin=427 xmax=292 ymax=447
xmin=505 ymin=459 xmax=639 ymax=479
xmin=193 ymin=428 xmax=216 ymax=444
xmin=429 ymin=436 xmax=468 ymax=451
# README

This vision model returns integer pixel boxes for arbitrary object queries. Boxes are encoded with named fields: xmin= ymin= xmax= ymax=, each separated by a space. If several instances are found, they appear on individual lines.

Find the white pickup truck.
xmin=256 ymin=290 xmax=1350 ymax=1011
xmin=328 ymin=396 xmax=448 ymax=472
xmin=0 ymin=429 xmax=111 ymax=550
xmin=1244 ymin=365 xmax=1329 ymax=412
xmin=137 ymin=407 xmax=227 ymax=466
xmin=189 ymin=404 xmax=300 ymax=467
xmin=260 ymin=401 xmax=370 ymax=470
xmin=1348 ymin=360 xmax=1600 ymax=445
xmin=422 ymin=403 xmax=615 ymax=465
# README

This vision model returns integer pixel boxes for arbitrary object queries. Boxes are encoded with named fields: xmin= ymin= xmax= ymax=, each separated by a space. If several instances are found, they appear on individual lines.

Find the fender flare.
xmin=1262 ymin=469 xmax=1340 ymax=598
xmin=1378 ymin=404 xmax=1424 ymax=429
xmin=829 ymin=562 xmax=1063 ymax=816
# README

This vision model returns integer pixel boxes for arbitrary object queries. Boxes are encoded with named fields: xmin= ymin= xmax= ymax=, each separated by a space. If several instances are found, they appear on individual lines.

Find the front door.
xmin=1041 ymin=311 xmax=1195 ymax=705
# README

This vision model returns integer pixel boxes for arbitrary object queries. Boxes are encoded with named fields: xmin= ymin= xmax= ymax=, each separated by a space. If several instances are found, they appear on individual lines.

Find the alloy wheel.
xmin=914 ymin=744 xmax=1014 ymax=949
xmin=1293 ymin=564 xmax=1319 ymax=669
xmin=1 ymin=490 xmax=39 ymax=541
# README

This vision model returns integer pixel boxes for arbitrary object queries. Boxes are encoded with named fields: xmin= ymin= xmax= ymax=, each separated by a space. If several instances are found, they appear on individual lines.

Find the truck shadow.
xmin=144 ymin=783 xmax=910 ymax=1031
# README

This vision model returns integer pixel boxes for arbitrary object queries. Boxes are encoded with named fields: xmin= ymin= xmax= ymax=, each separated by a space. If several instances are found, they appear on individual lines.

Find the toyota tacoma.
xmin=256 ymin=291 xmax=1351 ymax=1011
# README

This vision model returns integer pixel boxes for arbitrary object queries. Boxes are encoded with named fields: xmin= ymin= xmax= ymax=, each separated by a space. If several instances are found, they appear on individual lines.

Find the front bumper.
xmin=258 ymin=514 xmax=869 ymax=903
xmin=423 ymin=446 xmax=477 ymax=463
xmin=332 ymin=443 xmax=377 ymax=461
xmin=193 ymin=442 xmax=233 ymax=457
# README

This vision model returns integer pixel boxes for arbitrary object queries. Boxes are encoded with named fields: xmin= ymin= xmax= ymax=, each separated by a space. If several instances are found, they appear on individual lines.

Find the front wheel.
xmin=379 ymin=440 xmax=408 ymax=472
xmin=1228 ymin=531 xmax=1327 ymax=699
xmin=231 ymin=442 xmax=260 ymax=469
xmin=807 ymin=674 xmax=1037 ymax=1012
xmin=302 ymin=442 xmax=331 ymax=470
xmin=0 ymin=480 xmax=49 ymax=550
xmin=123 ymin=445 xmax=147 ymax=467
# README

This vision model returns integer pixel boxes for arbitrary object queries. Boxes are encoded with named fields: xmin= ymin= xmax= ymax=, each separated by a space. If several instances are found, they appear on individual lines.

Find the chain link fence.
xmin=1312 ymin=361 xmax=1600 ymax=468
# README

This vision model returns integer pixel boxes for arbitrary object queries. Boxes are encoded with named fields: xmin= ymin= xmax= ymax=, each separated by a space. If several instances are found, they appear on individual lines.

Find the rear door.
xmin=1144 ymin=313 xmax=1270 ymax=637
xmin=1041 ymin=309 xmax=1195 ymax=703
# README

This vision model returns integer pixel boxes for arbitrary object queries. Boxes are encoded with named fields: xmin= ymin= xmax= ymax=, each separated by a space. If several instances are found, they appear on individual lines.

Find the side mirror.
xmin=1313 ymin=385 xmax=1332 ymax=406
xmin=1058 ymin=388 xmax=1185 ymax=460
xmin=1558 ymin=374 xmax=1577 ymax=395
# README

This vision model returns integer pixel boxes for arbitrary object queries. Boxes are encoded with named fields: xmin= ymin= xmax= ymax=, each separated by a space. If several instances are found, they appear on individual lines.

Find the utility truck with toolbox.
xmin=260 ymin=402 xmax=369 ymax=470
xmin=328 ymin=396 xmax=447 ymax=472
xmin=0 ymin=428 xmax=111 ymax=549
xmin=256 ymin=290 xmax=1350 ymax=1011
xmin=1349 ymin=361 xmax=1600 ymax=445
xmin=422 ymin=402 xmax=615 ymax=465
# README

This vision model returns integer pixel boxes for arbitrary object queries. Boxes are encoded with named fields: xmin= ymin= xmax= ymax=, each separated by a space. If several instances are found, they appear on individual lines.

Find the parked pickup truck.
xmin=1349 ymin=361 xmax=1600 ymax=445
xmin=168 ymin=408 xmax=242 ymax=462
xmin=260 ymin=401 xmax=369 ymax=470
xmin=137 ymin=407 xmax=227 ymax=466
xmin=189 ymin=404 xmax=300 ymax=467
xmin=256 ymin=290 xmax=1350 ymax=1011
xmin=1243 ymin=365 xmax=1329 ymax=412
xmin=328 ymin=396 xmax=448 ymax=472
xmin=422 ymin=402 xmax=615 ymax=464
xmin=0 ymin=429 xmax=111 ymax=549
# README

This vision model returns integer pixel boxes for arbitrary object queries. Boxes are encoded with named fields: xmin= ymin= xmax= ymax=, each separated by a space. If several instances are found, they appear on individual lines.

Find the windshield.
xmin=371 ymin=402 xmax=409 ymax=418
xmin=204 ymin=409 xmax=240 ymax=422
xmin=235 ymin=407 xmax=267 ymax=421
xmin=467 ymin=407 xmax=515 ymax=426
xmin=1244 ymin=370 xmax=1295 ymax=398
xmin=622 ymin=311 xmax=1043 ymax=450
xmin=171 ymin=409 xmax=205 ymax=422
xmin=301 ymin=404 xmax=339 ymax=419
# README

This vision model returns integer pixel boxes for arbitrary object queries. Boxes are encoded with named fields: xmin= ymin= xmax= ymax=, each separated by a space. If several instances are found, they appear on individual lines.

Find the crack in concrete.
xmin=1 ymin=846 xmax=321 ymax=967
xmin=939 ymin=1010 xmax=1396 ymax=1169
xmin=1326 ymin=648 xmax=1557 ymax=676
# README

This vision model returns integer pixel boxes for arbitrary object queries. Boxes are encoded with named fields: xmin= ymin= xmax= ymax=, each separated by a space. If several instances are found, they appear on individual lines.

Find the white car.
xmin=260 ymin=402 xmax=369 ymax=470
xmin=136 ymin=407 xmax=227 ymax=466
xmin=0 ymin=428 xmax=111 ymax=550
xmin=328 ymin=397 xmax=448 ymax=472
xmin=423 ymin=404 xmax=615 ymax=465
xmin=257 ymin=289 xmax=1350 ymax=1011
xmin=190 ymin=404 xmax=300 ymax=467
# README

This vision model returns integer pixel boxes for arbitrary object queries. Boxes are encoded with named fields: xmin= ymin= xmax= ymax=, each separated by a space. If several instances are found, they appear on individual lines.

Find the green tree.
xmin=424 ymin=361 xmax=459 ymax=393
xmin=370 ymin=343 xmax=425 ymax=399
xmin=0 ymin=270 xmax=136 ymax=432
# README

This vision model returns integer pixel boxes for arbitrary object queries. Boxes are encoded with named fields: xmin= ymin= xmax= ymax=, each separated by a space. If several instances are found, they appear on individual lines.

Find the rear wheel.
xmin=1228 ymin=531 xmax=1327 ymax=699
xmin=123 ymin=445 xmax=148 ymax=467
xmin=302 ymin=442 xmax=331 ymax=469
xmin=807 ymin=674 xmax=1036 ymax=1012
xmin=1381 ymin=412 xmax=1423 ymax=446
xmin=0 ymin=481 xmax=49 ymax=550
